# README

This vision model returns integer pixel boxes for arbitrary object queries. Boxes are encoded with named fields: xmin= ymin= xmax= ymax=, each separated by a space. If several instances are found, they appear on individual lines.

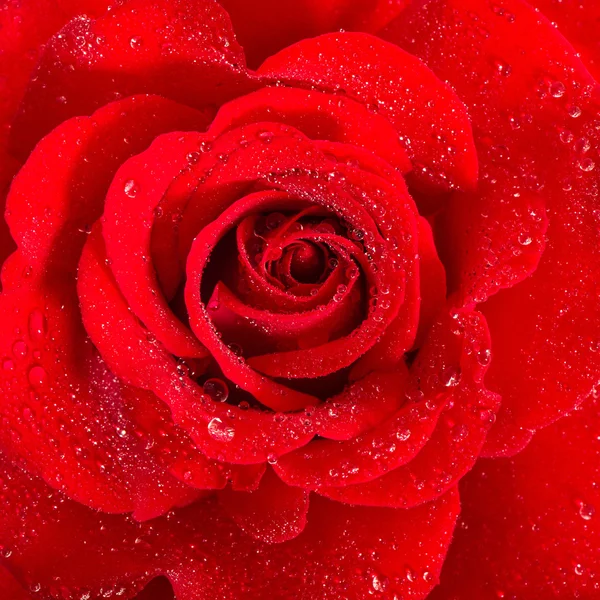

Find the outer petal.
xmin=258 ymin=32 xmax=478 ymax=193
xmin=531 ymin=0 xmax=600 ymax=80
xmin=0 ymin=0 xmax=111 ymax=134
xmin=383 ymin=0 xmax=600 ymax=455
xmin=0 ymin=453 xmax=459 ymax=600
xmin=431 ymin=396 xmax=600 ymax=600
xmin=9 ymin=0 xmax=256 ymax=159
xmin=0 ymin=0 xmax=112 ymax=272
xmin=0 ymin=96 xmax=208 ymax=512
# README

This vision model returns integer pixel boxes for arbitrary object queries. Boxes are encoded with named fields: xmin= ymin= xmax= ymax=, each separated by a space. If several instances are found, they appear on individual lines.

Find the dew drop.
xmin=265 ymin=212 xmax=285 ymax=230
xmin=550 ymin=81 xmax=565 ymax=98
xmin=129 ymin=36 xmax=143 ymax=49
xmin=207 ymin=299 xmax=220 ymax=311
xmin=518 ymin=232 xmax=533 ymax=246
xmin=228 ymin=342 xmax=243 ymax=357
xmin=396 ymin=429 xmax=411 ymax=442
xmin=207 ymin=417 xmax=235 ymax=442
xmin=257 ymin=130 xmax=274 ymax=144
xmin=123 ymin=179 xmax=139 ymax=198
xmin=441 ymin=366 xmax=462 ymax=387
xmin=477 ymin=348 xmax=491 ymax=366
xmin=186 ymin=151 xmax=200 ymax=164
xmin=371 ymin=573 xmax=389 ymax=593
xmin=578 ymin=501 xmax=595 ymax=521
xmin=28 ymin=365 xmax=48 ymax=389
xmin=579 ymin=158 xmax=595 ymax=172
xmin=2 ymin=357 xmax=14 ymax=371
xmin=203 ymin=378 xmax=229 ymax=402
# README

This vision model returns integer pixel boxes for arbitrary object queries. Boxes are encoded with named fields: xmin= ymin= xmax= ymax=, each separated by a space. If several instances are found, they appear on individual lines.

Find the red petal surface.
xmin=531 ymin=0 xmax=600 ymax=80
xmin=210 ymin=86 xmax=412 ymax=173
xmin=10 ymin=0 xmax=256 ymax=159
xmin=217 ymin=0 xmax=409 ymax=68
xmin=0 ymin=565 xmax=30 ymax=600
xmin=217 ymin=466 xmax=309 ymax=544
xmin=258 ymin=32 xmax=478 ymax=193
xmin=102 ymin=132 xmax=209 ymax=359
xmin=0 ymin=0 xmax=111 ymax=135
xmin=431 ymin=396 xmax=600 ymax=600
xmin=384 ymin=0 xmax=600 ymax=455
xmin=0 ymin=96 xmax=208 ymax=513
xmin=316 ymin=307 xmax=499 ymax=508
xmin=0 ymin=453 xmax=459 ymax=600
xmin=1 ymin=0 xmax=117 ymax=273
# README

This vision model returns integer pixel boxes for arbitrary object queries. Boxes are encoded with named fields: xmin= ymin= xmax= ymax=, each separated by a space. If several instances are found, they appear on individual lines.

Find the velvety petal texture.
xmin=430 ymin=396 xmax=600 ymax=600
xmin=383 ymin=0 xmax=600 ymax=455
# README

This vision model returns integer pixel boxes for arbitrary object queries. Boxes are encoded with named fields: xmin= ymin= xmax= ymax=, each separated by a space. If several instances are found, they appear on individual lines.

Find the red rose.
xmin=0 ymin=1 xmax=598 ymax=598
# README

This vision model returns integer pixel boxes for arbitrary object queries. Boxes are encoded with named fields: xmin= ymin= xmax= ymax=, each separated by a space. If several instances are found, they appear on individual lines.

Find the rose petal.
xmin=217 ymin=466 xmax=309 ymax=544
xmin=210 ymin=86 xmax=411 ymax=173
xmin=276 ymin=307 xmax=498 ymax=493
xmin=384 ymin=0 xmax=600 ymax=455
xmin=258 ymin=32 xmax=478 ymax=193
xmin=5 ymin=95 xmax=209 ymax=280
xmin=102 ymin=131 xmax=209 ymax=359
xmin=0 ymin=452 xmax=459 ymax=600
xmin=79 ymin=225 xmax=316 ymax=463
xmin=0 ymin=0 xmax=111 ymax=121
xmin=318 ymin=309 xmax=500 ymax=509
xmin=414 ymin=217 xmax=447 ymax=348
xmin=0 ymin=95 xmax=208 ymax=513
xmin=9 ymin=0 xmax=256 ymax=159
xmin=0 ymin=565 xmax=30 ymax=600
xmin=430 ymin=397 xmax=600 ymax=600
xmin=530 ymin=0 xmax=600 ymax=79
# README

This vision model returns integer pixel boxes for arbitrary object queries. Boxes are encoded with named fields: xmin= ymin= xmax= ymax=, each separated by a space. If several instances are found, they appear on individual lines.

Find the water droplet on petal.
xmin=186 ymin=151 xmax=200 ymax=164
xmin=579 ymin=158 xmax=595 ymax=172
xmin=257 ymin=130 xmax=274 ymax=144
xmin=441 ymin=366 xmax=462 ymax=387
xmin=12 ymin=340 xmax=28 ymax=359
xmin=550 ymin=81 xmax=565 ymax=98
xmin=396 ymin=429 xmax=411 ymax=442
xmin=203 ymin=378 xmax=229 ymax=402
xmin=477 ymin=348 xmax=491 ymax=366
xmin=207 ymin=417 xmax=235 ymax=442
xmin=518 ymin=232 xmax=533 ymax=246
xmin=123 ymin=179 xmax=139 ymax=198
xmin=578 ymin=501 xmax=595 ymax=521
xmin=28 ymin=365 xmax=48 ymax=388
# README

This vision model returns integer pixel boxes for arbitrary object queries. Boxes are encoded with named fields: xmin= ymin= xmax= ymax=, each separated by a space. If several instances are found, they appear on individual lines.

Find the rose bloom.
xmin=0 ymin=0 xmax=599 ymax=598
